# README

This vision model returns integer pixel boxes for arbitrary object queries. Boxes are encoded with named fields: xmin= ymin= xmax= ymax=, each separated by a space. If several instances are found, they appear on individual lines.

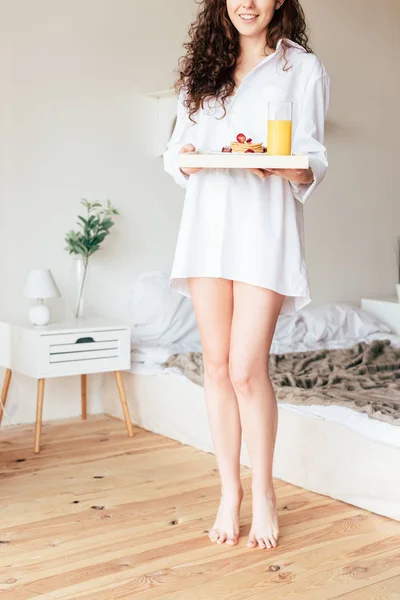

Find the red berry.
xmin=246 ymin=138 xmax=252 ymax=143
xmin=222 ymin=146 xmax=232 ymax=153
xmin=236 ymin=133 xmax=246 ymax=143
xmin=245 ymin=149 xmax=255 ymax=153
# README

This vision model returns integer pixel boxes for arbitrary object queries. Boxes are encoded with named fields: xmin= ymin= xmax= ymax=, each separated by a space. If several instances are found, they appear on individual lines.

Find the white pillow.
xmin=274 ymin=314 xmax=306 ymax=344
xmin=300 ymin=303 xmax=391 ymax=344
xmin=129 ymin=271 xmax=201 ymax=350
xmin=129 ymin=275 xmax=389 ymax=352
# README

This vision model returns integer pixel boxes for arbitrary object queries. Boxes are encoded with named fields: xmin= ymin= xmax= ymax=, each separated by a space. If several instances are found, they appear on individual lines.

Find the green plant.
xmin=65 ymin=199 xmax=119 ymax=317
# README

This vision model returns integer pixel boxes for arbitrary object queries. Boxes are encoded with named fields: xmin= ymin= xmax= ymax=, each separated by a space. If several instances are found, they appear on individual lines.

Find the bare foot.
xmin=209 ymin=487 xmax=244 ymax=546
xmin=247 ymin=490 xmax=279 ymax=549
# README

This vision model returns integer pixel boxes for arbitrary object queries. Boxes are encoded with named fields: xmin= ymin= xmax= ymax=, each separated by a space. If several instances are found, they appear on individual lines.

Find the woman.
xmin=163 ymin=0 xmax=330 ymax=550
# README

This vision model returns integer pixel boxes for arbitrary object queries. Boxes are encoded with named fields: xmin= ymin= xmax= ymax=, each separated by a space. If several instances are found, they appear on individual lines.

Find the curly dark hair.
xmin=176 ymin=0 xmax=312 ymax=121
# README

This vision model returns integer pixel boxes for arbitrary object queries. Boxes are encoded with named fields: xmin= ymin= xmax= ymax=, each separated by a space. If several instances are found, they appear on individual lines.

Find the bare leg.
xmin=188 ymin=277 xmax=243 ymax=545
xmin=229 ymin=282 xmax=284 ymax=550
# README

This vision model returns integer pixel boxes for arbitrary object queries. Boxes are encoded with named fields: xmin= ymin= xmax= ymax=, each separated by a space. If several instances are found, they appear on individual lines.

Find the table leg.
xmin=34 ymin=379 xmax=45 ymax=454
xmin=114 ymin=371 xmax=134 ymax=438
xmin=81 ymin=374 xmax=87 ymax=420
xmin=0 ymin=369 xmax=12 ymax=425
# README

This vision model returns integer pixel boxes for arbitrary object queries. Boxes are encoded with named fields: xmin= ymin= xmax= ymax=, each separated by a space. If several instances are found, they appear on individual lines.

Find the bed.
xmin=103 ymin=272 xmax=400 ymax=521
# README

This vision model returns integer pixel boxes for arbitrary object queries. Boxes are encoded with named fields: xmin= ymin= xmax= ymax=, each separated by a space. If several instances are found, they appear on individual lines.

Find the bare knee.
xmin=229 ymin=363 xmax=255 ymax=395
xmin=229 ymin=361 xmax=268 ymax=396
xmin=204 ymin=356 xmax=230 ymax=385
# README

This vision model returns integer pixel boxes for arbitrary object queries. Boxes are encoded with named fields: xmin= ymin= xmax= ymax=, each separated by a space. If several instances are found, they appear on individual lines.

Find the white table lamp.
xmin=23 ymin=269 xmax=61 ymax=326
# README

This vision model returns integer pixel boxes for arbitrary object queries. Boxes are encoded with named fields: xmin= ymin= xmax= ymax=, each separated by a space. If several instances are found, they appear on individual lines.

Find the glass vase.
xmin=68 ymin=255 xmax=90 ymax=319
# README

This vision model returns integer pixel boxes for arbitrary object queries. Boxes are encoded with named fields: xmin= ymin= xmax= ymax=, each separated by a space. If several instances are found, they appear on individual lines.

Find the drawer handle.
xmin=75 ymin=337 xmax=95 ymax=344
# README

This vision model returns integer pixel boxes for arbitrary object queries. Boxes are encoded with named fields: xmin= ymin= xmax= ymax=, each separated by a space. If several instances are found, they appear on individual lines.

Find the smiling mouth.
xmin=239 ymin=13 xmax=259 ymax=23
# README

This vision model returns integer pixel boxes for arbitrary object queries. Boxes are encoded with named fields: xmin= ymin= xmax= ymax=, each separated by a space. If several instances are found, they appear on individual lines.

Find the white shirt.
xmin=163 ymin=38 xmax=331 ymax=315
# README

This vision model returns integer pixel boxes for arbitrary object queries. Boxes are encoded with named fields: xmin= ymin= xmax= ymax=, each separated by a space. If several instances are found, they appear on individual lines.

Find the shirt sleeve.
xmin=163 ymin=90 xmax=198 ymax=189
xmin=290 ymin=66 xmax=331 ymax=204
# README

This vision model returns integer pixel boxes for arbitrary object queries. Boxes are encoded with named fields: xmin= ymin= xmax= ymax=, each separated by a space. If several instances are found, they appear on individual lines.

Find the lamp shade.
xmin=23 ymin=269 xmax=61 ymax=299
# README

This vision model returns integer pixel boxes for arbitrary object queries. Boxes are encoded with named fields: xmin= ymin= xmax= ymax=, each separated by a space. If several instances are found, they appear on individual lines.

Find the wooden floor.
xmin=1 ymin=417 xmax=400 ymax=600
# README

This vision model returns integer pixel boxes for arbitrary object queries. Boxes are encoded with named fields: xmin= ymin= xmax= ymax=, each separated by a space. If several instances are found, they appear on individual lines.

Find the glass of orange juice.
xmin=267 ymin=101 xmax=293 ymax=156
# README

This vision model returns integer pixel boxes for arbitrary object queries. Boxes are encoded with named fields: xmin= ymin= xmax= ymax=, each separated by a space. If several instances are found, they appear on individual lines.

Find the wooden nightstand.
xmin=361 ymin=298 xmax=400 ymax=335
xmin=0 ymin=318 xmax=133 ymax=452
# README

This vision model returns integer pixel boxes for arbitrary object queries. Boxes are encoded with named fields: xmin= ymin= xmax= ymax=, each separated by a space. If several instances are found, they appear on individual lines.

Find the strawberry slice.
xmin=245 ymin=149 xmax=255 ymax=153
xmin=236 ymin=133 xmax=246 ymax=143
xmin=246 ymin=138 xmax=253 ymax=143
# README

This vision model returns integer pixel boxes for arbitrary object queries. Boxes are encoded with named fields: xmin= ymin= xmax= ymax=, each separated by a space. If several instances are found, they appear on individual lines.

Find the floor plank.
xmin=1 ymin=416 xmax=399 ymax=600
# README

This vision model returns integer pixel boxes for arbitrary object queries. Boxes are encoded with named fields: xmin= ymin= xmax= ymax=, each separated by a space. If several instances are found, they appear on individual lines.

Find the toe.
xmin=227 ymin=534 xmax=239 ymax=546
xmin=218 ymin=532 xmax=227 ymax=544
xmin=247 ymin=534 xmax=257 ymax=548
xmin=209 ymin=529 xmax=219 ymax=542
xmin=265 ymin=537 xmax=272 ymax=549
xmin=257 ymin=538 xmax=266 ymax=549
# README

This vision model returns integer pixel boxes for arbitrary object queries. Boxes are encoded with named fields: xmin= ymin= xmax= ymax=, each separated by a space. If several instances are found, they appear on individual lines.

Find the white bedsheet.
xmin=130 ymin=332 xmax=400 ymax=450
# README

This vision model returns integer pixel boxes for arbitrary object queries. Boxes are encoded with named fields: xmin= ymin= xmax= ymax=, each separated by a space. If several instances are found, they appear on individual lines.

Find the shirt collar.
xmin=257 ymin=38 xmax=304 ymax=69
xmin=277 ymin=38 xmax=307 ymax=52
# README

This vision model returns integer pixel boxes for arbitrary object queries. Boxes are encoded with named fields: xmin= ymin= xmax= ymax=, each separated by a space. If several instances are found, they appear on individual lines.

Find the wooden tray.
xmin=178 ymin=151 xmax=309 ymax=170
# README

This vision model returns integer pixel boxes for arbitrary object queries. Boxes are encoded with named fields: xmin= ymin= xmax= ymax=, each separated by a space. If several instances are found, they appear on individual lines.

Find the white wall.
xmin=0 ymin=0 xmax=399 ymax=425
xmin=302 ymin=0 xmax=400 ymax=302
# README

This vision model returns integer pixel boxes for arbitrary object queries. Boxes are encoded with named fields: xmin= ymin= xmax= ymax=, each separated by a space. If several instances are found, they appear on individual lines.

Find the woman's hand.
xmin=248 ymin=168 xmax=314 ymax=184
xmin=179 ymin=144 xmax=203 ymax=176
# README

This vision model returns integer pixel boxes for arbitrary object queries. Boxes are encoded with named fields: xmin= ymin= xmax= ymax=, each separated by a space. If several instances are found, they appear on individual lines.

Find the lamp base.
xmin=29 ymin=304 xmax=50 ymax=326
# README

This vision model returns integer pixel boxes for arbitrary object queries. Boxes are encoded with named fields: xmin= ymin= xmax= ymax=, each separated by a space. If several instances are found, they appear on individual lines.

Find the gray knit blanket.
xmin=162 ymin=340 xmax=400 ymax=426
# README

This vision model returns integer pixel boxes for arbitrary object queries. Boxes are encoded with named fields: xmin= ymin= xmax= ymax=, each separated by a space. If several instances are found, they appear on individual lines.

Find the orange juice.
xmin=267 ymin=120 xmax=292 ymax=156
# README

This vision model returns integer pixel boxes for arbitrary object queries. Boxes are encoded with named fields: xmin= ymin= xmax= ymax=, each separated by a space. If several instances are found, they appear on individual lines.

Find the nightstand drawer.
xmin=37 ymin=328 xmax=131 ymax=376
xmin=48 ymin=333 xmax=120 ymax=363
xmin=49 ymin=344 xmax=119 ymax=363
